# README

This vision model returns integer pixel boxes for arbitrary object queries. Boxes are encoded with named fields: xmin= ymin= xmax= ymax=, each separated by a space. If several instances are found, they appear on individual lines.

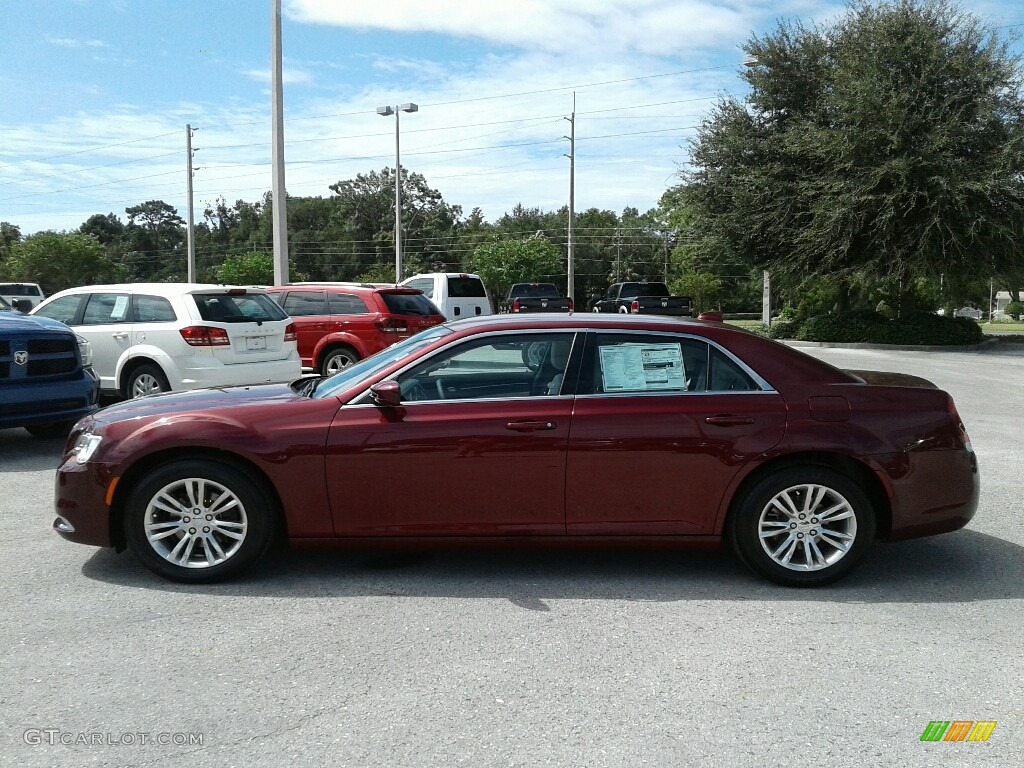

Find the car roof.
xmin=269 ymin=283 xmax=423 ymax=294
xmin=445 ymin=312 xmax=711 ymax=332
xmin=44 ymin=283 xmax=270 ymax=296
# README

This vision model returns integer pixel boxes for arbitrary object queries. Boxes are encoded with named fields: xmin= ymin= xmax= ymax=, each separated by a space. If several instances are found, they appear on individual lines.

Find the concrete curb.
xmin=780 ymin=338 xmax=1000 ymax=353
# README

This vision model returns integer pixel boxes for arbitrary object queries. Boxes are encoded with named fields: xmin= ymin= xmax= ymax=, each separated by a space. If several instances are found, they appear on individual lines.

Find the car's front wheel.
xmin=730 ymin=466 xmax=875 ymax=587
xmin=123 ymin=460 xmax=278 ymax=582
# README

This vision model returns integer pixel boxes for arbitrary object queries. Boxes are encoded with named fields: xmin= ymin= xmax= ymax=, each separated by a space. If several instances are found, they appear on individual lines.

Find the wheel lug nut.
xmin=203 ymin=526 xmax=210 ymax=533
xmin=189 ymin=528 xmax=196 ymax=534
xmin=790 ymin=523 xmax=797 ymax=529
xmin=797 ymin=533 xmax=804 ymax=539
xmin=810 ymin=530 xmax=817 ymax=535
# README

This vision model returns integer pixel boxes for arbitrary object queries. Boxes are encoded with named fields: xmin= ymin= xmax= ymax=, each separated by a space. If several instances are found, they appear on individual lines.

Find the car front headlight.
xmin=73 ymin=432 xmax=103 ymax=464
xmin=76 ymin=334 xmax=93 ymax=367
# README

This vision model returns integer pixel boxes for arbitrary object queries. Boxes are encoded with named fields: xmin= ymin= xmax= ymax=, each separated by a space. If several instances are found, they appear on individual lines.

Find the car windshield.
xmin=312 ymin=324 xmax=453 ymax=399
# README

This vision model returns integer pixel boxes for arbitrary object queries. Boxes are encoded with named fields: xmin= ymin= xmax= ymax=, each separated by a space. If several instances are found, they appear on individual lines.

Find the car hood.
xmin=844 ymin=369 xmax=937 ymax=389
xmin=92 ymin=382 xmax=307 ymax=425
xmin=0 ymin=310 xmax=71 ymax=334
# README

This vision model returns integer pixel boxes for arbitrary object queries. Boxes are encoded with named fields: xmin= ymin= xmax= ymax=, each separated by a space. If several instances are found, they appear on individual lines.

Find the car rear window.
xmin=379 ymin=291 xmax=442 ymax=316
xmin=447 ymin=277 xmax=487 ymax=298
xmin=511 ymin=284 xmax=561 ymax=298
xmin=0 ymin=284 xmax=43 ymax=297
xmin=193 ymin=292 xmax=288 ymax=323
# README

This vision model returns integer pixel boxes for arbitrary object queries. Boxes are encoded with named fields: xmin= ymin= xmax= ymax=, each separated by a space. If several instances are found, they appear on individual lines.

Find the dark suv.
xmin=266 ymin=284 xmax=445 ymax=375
xmin=0 ymin=296 xmax=100 ymax=437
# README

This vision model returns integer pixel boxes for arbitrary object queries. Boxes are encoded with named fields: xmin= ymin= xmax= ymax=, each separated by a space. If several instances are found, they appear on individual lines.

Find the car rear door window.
xmin=280 ymin=291 xmax=329 ymax=316
xmin=329 ymin=293 xmax=370 ymax=314
xmin=404 ymin=278 xmax=434 ymax=299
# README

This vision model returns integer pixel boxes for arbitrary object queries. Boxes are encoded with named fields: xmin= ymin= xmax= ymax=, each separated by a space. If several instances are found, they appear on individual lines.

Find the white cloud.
xmin=284 ymin=0 xmax=765 ymax=55
xmin=46 ymin=36 xmax=107 ymax=48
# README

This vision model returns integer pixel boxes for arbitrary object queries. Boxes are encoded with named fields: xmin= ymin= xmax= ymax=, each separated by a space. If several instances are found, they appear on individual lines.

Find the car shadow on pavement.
xmin=80 ymin=528 xmax=1024 ymax=606
xmin=0 ymin=429 xmax=65 ymax=472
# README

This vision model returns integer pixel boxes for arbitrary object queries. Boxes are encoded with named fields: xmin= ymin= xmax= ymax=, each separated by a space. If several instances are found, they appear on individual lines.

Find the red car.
xmin=266 ymin=283 xmax=445 ymax=375
xmin=53 ymin=314 xmax=979 ymax=587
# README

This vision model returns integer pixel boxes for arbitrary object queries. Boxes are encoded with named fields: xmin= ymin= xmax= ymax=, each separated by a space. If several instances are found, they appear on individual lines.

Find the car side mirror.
xmin=370 ymin=380 xmax=403 ymax=407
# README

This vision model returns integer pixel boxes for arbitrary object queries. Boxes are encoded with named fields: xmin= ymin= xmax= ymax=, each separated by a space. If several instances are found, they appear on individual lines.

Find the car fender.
xmin=104 ymin=402 xmax=337 ymax=538
xmin=114 ymin=344 xmax=183 ymax=391
xmin=312 ymin=332 xmax=371 ymax=364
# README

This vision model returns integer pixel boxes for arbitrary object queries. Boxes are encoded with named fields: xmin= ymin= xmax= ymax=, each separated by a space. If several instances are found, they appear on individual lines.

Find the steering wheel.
xmin=403 ymin=381 xmax=428 ymax=401
xmin=435 ymin=379 xmax=447 ymax=399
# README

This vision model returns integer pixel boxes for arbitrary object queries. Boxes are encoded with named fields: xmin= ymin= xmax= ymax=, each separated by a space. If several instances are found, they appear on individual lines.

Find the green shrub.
xmin=1006 ymin=301 xmax=1024 ymax=321
xmin=794 ymin=311 xmax=983 ymax=345
xmin=767 ymin=319 xmax=801 ymax=339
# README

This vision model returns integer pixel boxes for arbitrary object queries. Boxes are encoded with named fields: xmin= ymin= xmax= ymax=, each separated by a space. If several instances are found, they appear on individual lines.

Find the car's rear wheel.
xmin=123 ymin=460 xmax=277 ymax=583
xmin=320 ymin=346 xmax=360 ymax=376
xmin=730 ymin=466 xmax=875 ymax=587
xmin=127 ymin=364 xmax=170 ymax=398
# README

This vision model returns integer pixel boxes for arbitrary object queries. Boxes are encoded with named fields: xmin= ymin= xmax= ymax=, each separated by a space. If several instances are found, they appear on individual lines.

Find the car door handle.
xmin=704 ymin=414 xmax=755 ymax=426
xmin=506 ymin=420 xmax=557 ymax=432
xmin=112 ymin=332 xmax=129 ymax=340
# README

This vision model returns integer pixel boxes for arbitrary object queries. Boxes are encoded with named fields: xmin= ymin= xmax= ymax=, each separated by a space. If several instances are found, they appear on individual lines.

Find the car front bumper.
xmin=53 ymin=457 xmax=117 ymax=548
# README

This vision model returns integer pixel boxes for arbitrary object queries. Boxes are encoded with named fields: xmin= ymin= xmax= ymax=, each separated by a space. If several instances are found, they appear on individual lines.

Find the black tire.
xmin=26 ymin=421 xmax=75 ymax=439
xmin=320 ymin=346 xmax=360 ymax=377
xmin=729 ymin=466 xmax=875 ymax=587
xmin=126 ymin=363 xmax=170 ymax=398
xmin=123 ymin=459 xmax=278 ymax=583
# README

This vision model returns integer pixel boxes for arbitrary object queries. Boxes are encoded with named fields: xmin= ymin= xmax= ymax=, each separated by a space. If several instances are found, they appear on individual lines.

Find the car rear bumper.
xmin=163 ymin=355 xmax=302 ymax=391
xmin=885 ymin=446 xmax=980 ymax=540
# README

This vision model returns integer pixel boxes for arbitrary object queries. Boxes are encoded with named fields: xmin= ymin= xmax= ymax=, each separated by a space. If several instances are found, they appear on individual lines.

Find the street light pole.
xmin=377 ymin=103 xmax=418 ymax=284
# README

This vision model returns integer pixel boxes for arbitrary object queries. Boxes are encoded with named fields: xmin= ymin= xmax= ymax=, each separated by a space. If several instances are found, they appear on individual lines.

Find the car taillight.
xmin=375 ymin=318 xmax=408 ymax=334
xmin=512 ymin=298 xmax=521 ymax=313
xmin=284 ymin=323 xmax=296 ymax=342
xmin=179 ymin=326 xmax=230 ymax=346
xmin=567 ymin=297 xmax=574 ymax=312
xmin=630 ymin=299 xmax=639 ymax=313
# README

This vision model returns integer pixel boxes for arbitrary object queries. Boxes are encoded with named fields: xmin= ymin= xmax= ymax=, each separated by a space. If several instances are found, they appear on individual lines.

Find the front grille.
xmin=28 ymin=338 xmax=75 ymax=354
xmin=0 ymin=331 xmax=81 ymax=381
xmin=28 ymin=358 xmax=77 ymax=376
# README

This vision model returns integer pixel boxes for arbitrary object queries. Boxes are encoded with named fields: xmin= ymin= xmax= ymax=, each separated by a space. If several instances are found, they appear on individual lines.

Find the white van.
xmin=0 ymin=282 xmax=45 ymax=312
xmin=399 ymin=273 xmax=493 ymax=321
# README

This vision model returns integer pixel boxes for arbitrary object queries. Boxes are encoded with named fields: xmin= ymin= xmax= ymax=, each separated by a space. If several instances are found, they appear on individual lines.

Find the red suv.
xmin=266 ymin=283 xmax=445 ymax=375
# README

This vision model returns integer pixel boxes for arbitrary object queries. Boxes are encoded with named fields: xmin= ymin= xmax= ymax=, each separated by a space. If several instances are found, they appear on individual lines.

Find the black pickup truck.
xmin=591 ymin=281 xmax=691 ymax=316
xmin=501 ymin=283 xmax=574 ymax=313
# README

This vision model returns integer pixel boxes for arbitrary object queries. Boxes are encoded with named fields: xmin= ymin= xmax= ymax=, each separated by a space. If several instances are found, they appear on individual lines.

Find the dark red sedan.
xmin=53 ymin=314 xmax=979 ymax=586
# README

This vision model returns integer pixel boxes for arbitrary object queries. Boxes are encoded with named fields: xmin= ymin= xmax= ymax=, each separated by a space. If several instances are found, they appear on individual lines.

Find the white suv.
xmin=31 ymin=283 xmax=301 ymax=397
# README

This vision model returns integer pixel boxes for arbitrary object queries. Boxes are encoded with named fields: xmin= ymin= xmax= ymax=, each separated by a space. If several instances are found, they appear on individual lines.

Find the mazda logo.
xmin=14 ymin=350 xmax=28 ymax=365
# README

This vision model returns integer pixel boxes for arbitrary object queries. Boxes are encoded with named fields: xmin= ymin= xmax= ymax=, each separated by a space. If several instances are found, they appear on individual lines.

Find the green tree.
xmin=6 ymin=231 xmax=117 ymax=294
xmin=471 ymin=235 xmax=563 ymax=300
xmin=671 ymin=271 xmax=724 ymax=315
xmin=684 ymin=0 xmax=1024 ymax=311
xmin=216 ymin=252 xmax=275 ymax=285
xmin=123 ymin=200 xmax=187 ymax=281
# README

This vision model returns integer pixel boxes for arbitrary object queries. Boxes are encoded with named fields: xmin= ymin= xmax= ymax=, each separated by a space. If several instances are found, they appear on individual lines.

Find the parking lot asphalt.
xmin=1 ymin=345 xmax=1022 ymax=768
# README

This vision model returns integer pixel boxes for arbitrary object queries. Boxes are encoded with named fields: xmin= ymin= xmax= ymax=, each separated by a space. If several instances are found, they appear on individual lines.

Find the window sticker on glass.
xmin=112 ymin=295 xmax=130 ymax=321
xmin=599 ymin=343 xmax=686 ymax=392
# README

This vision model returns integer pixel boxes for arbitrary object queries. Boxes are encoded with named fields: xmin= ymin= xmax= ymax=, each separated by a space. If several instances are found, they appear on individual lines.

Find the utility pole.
xmin=563 ymin=93 xmax=576 ymax=302
xmin=614 ymin=227 xmax=621 ymax=282
xmin=185 ymin=124 xmax=197 ymax=283
xmin=270 ymin=0 xmax=289 ymax=286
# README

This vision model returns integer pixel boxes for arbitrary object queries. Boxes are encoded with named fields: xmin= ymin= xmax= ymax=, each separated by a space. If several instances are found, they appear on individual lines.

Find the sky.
xmin=1 ymin=0 xmax=1022 ymax=236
